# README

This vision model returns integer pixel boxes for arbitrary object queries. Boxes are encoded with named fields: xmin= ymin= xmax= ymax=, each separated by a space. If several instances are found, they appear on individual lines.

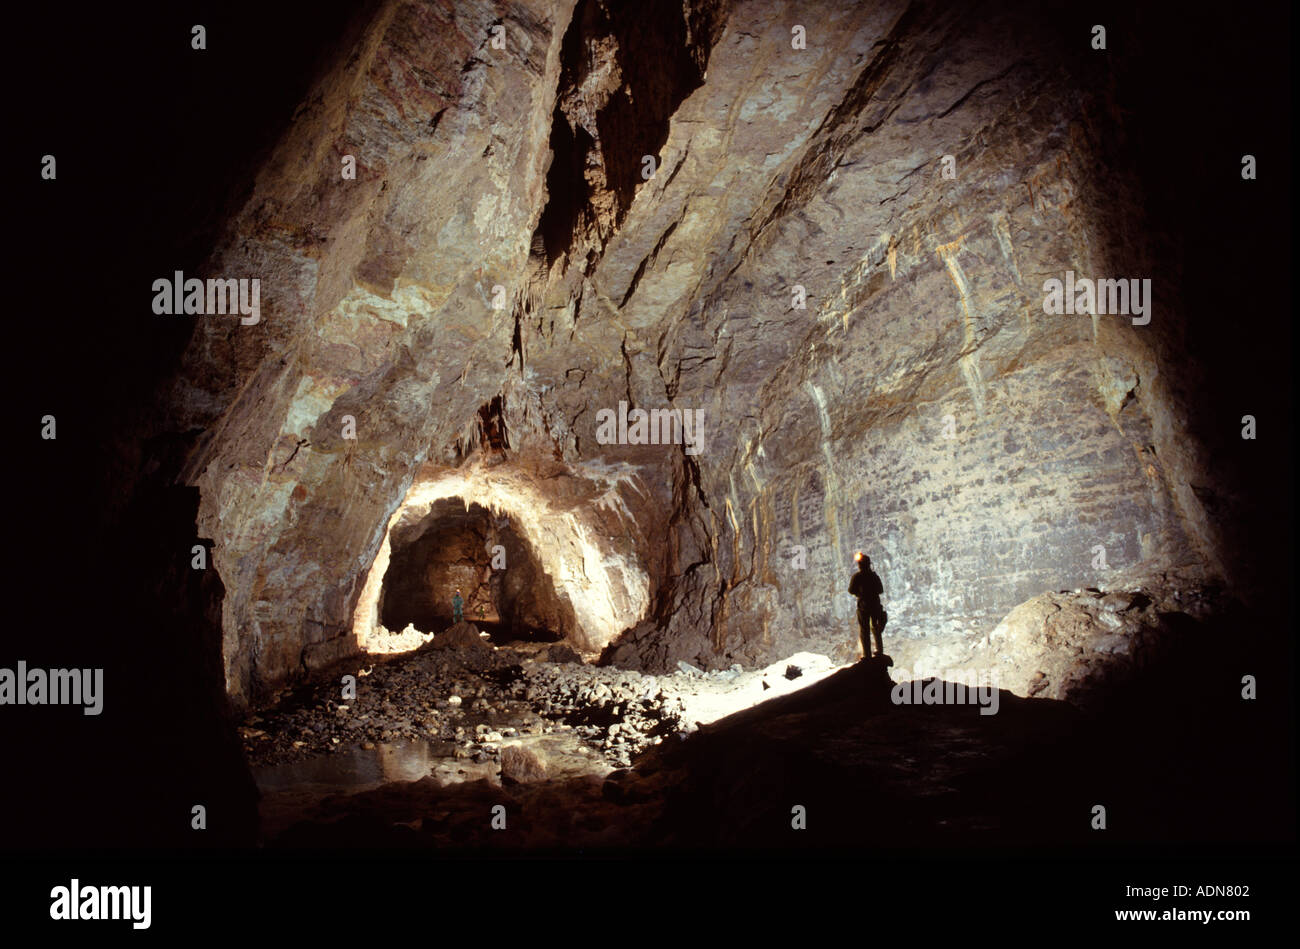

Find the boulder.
xmin=500 ymin=744 xmax=549 ymax=785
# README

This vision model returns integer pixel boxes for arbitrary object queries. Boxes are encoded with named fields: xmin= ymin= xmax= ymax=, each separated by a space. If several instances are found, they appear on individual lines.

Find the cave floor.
xmin=243 ymin=627 xmax=846 ymax=845
xmin=244 ymin=627 xmax=1283 ymax=851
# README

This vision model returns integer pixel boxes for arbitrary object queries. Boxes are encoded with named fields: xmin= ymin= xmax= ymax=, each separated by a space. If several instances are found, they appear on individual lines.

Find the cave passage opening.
xmin=377 ymin=497 xmax=571 ymax=645
xmin=351 ymin=462 xmax=651 ymax=658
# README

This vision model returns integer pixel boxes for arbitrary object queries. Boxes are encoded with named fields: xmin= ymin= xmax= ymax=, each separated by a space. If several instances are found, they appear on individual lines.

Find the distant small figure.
xmin=848 ymin=551 xmax=887 ymax=658
xmin=452 ymin=590 xmax=464 ymax=624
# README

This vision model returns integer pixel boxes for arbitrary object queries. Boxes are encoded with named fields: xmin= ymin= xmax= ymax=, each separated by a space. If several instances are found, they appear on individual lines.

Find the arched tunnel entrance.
xmin=351 ymin=460 xmax=652 ymax=658
xmin=377 ymin=497 xmax=573 ymax=643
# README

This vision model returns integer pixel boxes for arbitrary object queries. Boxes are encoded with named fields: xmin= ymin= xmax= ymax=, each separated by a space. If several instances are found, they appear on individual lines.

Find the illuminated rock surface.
xmin=150 ymin=0 xmax=1262 ymax=713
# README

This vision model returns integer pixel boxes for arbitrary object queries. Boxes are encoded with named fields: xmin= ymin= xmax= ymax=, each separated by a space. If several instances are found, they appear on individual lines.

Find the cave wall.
xmin=528 ymin=0 xmax=1230 ymax=674
xmin=166 ymin=0 xmax=581 ymax=707
xmin=159 ymin=0 xmax=1247 ymax=705
xmin=497 ymin=519 xmax=579 ymax=637
xmin=521 ymin=0 xmax=1237 ymax=674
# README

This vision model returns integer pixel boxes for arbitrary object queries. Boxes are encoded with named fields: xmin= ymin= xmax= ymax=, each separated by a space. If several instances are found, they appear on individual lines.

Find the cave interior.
xmin=7 ymin=0 xmax=1293 ymax=856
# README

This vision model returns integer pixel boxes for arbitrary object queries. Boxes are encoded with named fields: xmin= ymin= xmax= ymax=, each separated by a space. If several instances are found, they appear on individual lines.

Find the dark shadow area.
xmin=530 ymin=0 xmax=728 ymax=267
xmin=653 ymin=607 xmax=1292 ymax=850
xmin=1056 ymin=0 xmax=1294 ymax=600
xmin=535 ymin=102 xmax=595 ymax=268
xmin=7 ymin=0 xmax=377 ymax=851
xmin=5 ymin=480 xmax=261 ymax=849
xmin=379 ymin=498 xmax=575 ymax=642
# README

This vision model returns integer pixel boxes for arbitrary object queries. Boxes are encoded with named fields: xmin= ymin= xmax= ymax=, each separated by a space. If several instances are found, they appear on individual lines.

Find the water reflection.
xmin=254 ymin=739 xmax=455 ymax=795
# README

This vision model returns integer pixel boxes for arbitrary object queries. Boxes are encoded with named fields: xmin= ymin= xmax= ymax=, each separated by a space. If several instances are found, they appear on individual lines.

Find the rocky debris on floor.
xmin=372 ymin=623 xmax=435 ymax=653
xmin=263 ymin=611 xmax=1276 ymax=850
xmin=432 ymin=621 xmax=490 ymax=650
xmin=244 ymin=638 xmax=690 ymax=769
xmin=542 ymin=643 xmax=584 ymax=664
xmin=515 ymin=661 xmax=687 ymax=768
xmin=241 ymin=632 xmax=848 ymax=774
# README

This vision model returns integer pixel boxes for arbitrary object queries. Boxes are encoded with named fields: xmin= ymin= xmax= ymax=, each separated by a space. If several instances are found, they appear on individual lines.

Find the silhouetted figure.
xmin=848 ymin=552 xmax=887 ymax=658
xmin=452 ymin=590 xmax=464 ymax=624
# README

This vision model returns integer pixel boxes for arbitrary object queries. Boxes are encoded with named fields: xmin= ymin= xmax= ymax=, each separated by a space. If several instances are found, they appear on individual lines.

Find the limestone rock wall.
xmin=160 ymin=0 xmax=1243 ymax=706
xmin=170 ymin=0 xmax=579 ymax=707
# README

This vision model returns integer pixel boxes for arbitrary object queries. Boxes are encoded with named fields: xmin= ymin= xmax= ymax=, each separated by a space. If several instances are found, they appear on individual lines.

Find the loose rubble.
xmin=242 ymin=623 xmax=843 ymax=774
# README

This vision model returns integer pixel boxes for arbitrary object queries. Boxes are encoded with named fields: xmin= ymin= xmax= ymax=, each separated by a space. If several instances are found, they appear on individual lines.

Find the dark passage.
xmin=378 ymin=498 xmax=573 ymax=642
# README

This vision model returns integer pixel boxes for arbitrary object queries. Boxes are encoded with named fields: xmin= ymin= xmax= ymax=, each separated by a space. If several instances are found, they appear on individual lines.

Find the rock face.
xmin=155 ymin=0 xmax=1261 ymax=710
xmin=935 ymin=572 xmax=1231 ymax=708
